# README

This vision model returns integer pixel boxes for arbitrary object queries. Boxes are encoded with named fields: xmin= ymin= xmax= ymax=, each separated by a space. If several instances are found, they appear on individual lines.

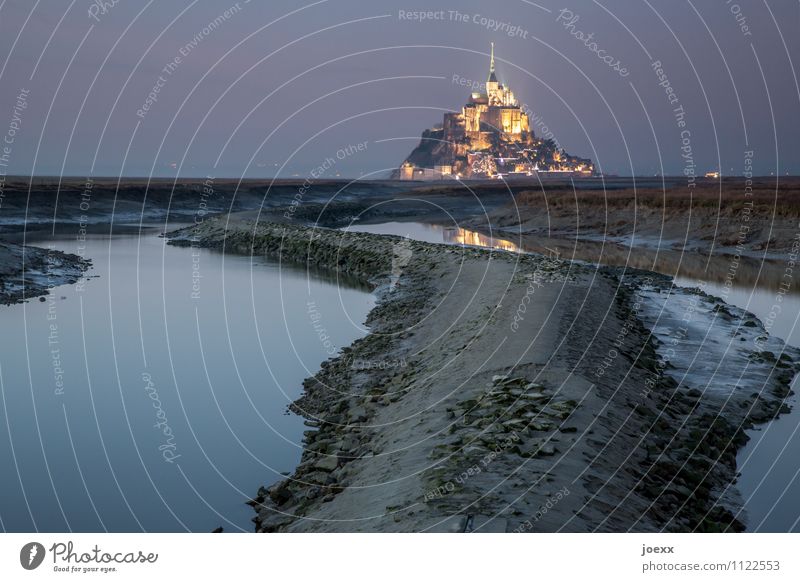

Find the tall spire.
xmin=488 ymin=42 xmax=498 ymax=84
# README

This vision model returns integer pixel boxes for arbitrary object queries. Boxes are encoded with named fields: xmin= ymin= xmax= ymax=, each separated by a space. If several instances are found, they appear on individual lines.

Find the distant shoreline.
xmin=2 ymin=175 xmax=797 ymax=186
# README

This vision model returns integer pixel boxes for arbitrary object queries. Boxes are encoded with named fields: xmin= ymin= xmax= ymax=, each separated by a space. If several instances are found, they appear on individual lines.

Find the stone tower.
xmin=487 ymin=42 xmax=500 ymax=105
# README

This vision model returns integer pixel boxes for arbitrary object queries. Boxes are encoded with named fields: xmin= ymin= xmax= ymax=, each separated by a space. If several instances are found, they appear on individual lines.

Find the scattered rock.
xmin=314 ymin=455 xmax=340 ymax=472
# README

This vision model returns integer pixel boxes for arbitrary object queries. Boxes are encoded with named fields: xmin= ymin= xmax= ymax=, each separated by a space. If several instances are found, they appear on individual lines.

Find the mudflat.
xmin=168 ymin=216 xmax=797 ymax=532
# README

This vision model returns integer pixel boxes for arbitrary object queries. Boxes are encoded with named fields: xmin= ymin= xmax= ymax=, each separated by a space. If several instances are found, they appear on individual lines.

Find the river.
xmin=0 ymin=230 xmax=374 ymax=532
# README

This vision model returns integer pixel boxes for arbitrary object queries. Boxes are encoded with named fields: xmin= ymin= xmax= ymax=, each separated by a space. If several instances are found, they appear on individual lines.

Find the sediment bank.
xmin=168 ymin=218 xmax=798 ymax=532
xmin=0 ymin=241 xmax=91 ymax=304
xmin=471 ymin=180 xmax=800 ymax=257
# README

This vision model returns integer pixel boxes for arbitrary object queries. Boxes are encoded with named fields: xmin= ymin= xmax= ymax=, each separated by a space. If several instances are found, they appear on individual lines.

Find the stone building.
xmin=396 ymin=44 xmax=592 ymax=180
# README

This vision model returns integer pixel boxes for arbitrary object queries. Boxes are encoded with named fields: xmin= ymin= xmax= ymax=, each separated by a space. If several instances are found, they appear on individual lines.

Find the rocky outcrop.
xmin=0 ymin=241 xmax=90 ymax=304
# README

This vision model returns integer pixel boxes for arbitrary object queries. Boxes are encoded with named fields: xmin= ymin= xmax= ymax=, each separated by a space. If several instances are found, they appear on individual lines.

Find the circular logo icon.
xmin=20 ymin=542 xmax=46 ymax=570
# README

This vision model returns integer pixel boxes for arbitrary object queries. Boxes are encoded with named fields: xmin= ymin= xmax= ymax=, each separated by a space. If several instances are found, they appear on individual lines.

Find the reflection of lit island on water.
xmin=348 ymin=222 xmax=522 ymax=253
xmin=348 ymin=221 xmax=799 ymax=295
xmin=441 ymin=226 xmax=521 ymax=253
xmin=451 ymin=226 xmax=800 ymax=296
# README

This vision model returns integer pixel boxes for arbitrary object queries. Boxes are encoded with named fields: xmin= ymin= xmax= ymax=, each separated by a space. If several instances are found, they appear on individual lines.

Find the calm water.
xmin=681 ymin=279 xmax=800 ymax=532
xmin=347 ymin=221 xmax=800 ymax=532
xmin=0 ymin=231 xmax=374 ymax=532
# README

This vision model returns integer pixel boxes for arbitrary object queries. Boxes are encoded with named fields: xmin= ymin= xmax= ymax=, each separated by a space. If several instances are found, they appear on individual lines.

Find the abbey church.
xmin=396 ymin=44 xmax=593 ymax=180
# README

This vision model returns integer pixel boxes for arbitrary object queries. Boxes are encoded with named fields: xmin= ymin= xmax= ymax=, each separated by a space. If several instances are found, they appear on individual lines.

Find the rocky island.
xmin=394 ymin=44 xmax=593 ymax=181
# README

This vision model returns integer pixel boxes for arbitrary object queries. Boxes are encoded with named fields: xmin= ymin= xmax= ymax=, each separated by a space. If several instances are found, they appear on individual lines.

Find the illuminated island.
xmin=395 ymin=44 xmax=593 ymax=180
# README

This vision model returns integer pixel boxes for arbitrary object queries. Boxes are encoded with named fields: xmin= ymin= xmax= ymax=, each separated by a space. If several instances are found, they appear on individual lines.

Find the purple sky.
xmin=0 ymin=0 xmax=797 ymax=178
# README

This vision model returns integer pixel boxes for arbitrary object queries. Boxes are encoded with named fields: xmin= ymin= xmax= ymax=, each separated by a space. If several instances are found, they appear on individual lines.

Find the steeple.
xmin=488 ymin=42 xmax=498 ymax=83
